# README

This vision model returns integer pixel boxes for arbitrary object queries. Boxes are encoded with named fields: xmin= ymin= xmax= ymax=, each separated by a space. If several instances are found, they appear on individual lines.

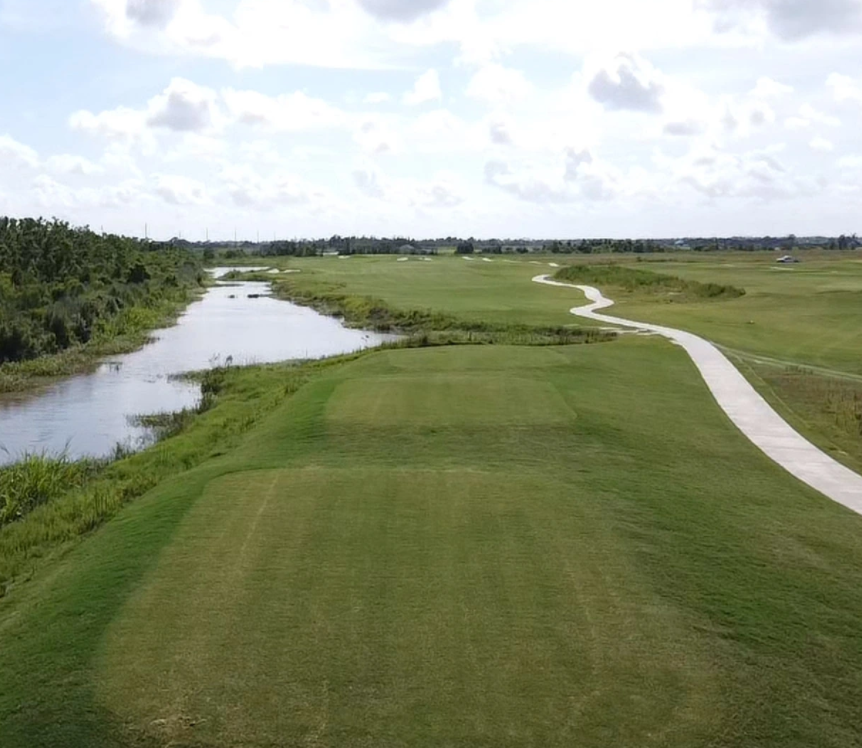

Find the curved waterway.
xmin=0 ymin=268 xmax=391 ymax=464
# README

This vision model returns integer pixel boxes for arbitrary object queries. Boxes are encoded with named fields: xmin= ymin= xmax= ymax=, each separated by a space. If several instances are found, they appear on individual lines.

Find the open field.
xmin=3 ymin=340 xmax=862 ymax=746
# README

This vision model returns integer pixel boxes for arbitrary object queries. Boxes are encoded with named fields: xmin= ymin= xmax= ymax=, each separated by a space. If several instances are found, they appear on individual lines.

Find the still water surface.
xmin=0 ymin=268 xmax=390 ymax=463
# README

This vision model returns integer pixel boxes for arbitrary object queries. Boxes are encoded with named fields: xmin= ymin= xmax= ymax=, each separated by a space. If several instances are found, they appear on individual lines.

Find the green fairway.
xmin=267 ymin=255 xmax=588 ymax=329
xmin=4 ymin=340 xmax=862 ymax=746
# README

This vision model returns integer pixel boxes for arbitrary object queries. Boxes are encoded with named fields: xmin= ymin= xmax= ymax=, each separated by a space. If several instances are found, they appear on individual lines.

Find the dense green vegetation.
xmin=0 ymin=454 xmax=104 ymax=527
xmin=554 ymin=263 xmax=746 ymax=300
xmin=3 ymin=341 xmax=862 ymax=746
xmin=0 ymin=217 xmax=203 ymax=366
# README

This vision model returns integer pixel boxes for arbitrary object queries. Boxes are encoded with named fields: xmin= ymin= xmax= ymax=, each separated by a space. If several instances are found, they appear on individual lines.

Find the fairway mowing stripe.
xmin=533 ymin=275 xmax=862 ymax=516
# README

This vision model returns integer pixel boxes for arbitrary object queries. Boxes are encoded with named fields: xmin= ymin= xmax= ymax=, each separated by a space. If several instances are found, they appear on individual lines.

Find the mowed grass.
xmin=3 ymin=341 xmax=862 ymax=746
xmin=267 ymin=254 xmax=586 ymax=329
xmin=592 ymin=253 xmax=862 ymax=375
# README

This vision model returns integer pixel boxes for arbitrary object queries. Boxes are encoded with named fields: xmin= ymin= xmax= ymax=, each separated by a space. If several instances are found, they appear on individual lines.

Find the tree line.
xmin=0 ymin=217 xmax=203 ymax=364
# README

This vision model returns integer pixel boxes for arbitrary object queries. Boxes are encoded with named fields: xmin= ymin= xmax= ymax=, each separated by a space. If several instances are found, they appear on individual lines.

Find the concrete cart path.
xmin=533 ymin=274 xmax=862 ymax=516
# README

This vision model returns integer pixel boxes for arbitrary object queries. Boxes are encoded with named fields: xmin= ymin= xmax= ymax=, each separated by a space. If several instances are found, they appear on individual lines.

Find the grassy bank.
xmin=272 ymin=272 xmax=610 ymax=343
xmin=0 ymin=361 xmax=315 ymax=596
xmin=0 ymin=285 xmax=205 ymax=394
xmin=4 ymin=340 xmax=862 ymax=746
xmin=553 ymin=263 xmax=746 ymax=300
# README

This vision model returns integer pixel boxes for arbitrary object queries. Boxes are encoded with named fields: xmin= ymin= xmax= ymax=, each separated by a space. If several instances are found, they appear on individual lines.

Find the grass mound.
xmin=554 ymin=264 xmax=745 ymax=301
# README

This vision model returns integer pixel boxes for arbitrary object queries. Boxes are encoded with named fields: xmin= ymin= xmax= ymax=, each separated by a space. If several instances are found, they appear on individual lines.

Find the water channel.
xmin=0 ymin=268 xmax=391 ymax=464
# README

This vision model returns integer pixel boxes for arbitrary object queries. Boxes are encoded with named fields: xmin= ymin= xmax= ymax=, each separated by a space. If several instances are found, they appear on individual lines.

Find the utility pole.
xmin=145 ymin=223 xmax=148 ymax=240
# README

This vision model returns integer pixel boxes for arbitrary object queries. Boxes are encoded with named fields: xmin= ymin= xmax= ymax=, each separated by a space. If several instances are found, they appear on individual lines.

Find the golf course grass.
xmin=3 ymin=338 xmax=862 ymax=747
xmin=263 ymin=252 xmax=862 ymax=473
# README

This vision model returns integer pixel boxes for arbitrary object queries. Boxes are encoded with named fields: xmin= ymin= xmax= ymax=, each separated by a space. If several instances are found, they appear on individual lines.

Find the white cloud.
xmin=364 ymin=92 xmax=391 ymax=104
xmin=356 ymin=0 xmax=450 ymax=23
xmin=827 ymin=72 xmax=862 ymax=104
xmin=838 ymin=154 xmax=862 ymax=169
xmin=125 ymin=0 xmax=180 ymax=28
xmin=146 ymin=77 xmax=220 ymax=132
xmin=657 ymin=142 xmax=814 ymax=201
xmin=353 ymin=163 xmax=387 ymax=198
xmin=702 ymin=0 xmax=862 ymax=41
xmin=488 ymin=117 xmax=513 ymax=145
xmin=663 ymin=120 xmax=707 ymax=137
xmin=586 ymin=53 xmax=665 ymax=114
xmin=219 ymin=163 xmax=319 ymax=209
xmin=0 ymin=134 xmax=39 ymax=168
xmin=466 ymin=64 xmax=531 ymax=106
xmin=750 ymin=76 xmax=793 ymax=98
xmin=354 ymin=116 xmax=401 ymax=155
xmin=403 ymin=69 xmax=442 ymax=106
xmin=70 ymin=106 xmax=146 ymax=141
xmin=46 ymin=154 xmax=104 ymax=176
xmin=810 ymin=136 xmax=835 ymax=152
xmin=153 ymin=173 xmax=209 ymax=205
xmin=799 ymin=103 xmax=841 ymax=126
xmin=414 ymin=176 xmax=464 ymax=208
xmin=222 ymin=89 xmax=344 ymax=131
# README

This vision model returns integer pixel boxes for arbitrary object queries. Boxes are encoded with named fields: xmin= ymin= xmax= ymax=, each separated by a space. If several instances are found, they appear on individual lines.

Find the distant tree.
xmin=456 ymin=241 xmax=475 ymax=255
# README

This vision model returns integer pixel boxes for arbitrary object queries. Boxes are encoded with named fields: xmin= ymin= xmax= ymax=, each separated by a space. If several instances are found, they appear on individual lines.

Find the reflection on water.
xmin=0 ymin=268 xmax=390 ymax=463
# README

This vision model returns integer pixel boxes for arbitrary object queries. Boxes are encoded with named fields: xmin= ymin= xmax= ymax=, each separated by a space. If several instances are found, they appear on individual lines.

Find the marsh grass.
xmin=554 ymin=263 xmax=746 ymax=300
xmin=0 ymin=454 xmax=104 ymax=527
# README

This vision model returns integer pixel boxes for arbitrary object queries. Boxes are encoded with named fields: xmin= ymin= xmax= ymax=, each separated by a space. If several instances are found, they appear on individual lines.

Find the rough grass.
xmin=588 ymin=253 xmax=862 ymax=375
xmin=553 ymin=263 xmax=746 ymax=300
xmin=733 ymin=359 xmax=862 ymax=476
xmin=3 ymin=342 xmax=862 ymax=746
xmin=0 ymin=455 xmax=103 ymax=527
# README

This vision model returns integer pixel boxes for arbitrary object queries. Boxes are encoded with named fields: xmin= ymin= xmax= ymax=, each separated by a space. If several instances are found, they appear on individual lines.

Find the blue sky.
xmin=2 ymin=0 xmax=862 ymax=240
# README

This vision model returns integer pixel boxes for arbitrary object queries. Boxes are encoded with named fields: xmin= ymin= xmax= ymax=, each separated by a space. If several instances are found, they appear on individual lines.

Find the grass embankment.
xmin=3 ymin=341 xmax=862 ymax=746
xmin=0 ymin=362 xmax=313 ymax=596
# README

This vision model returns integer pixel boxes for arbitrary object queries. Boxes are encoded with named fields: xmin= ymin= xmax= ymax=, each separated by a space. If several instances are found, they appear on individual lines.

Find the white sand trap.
xmin=423 ymin=257 xmax=433 ymax=262
xmin=281 ymin=269 xmax=301 ymax=274
xmin=549 ymin=262 xmax=560 ymax=268
xmin=482 ymin=258 xmax=494 ymax=262
xmin=533 ymin=274 xmax=862 ymax=516
xmin=463 ymin=256 xmax=474 ymax=261
xmin=397 ymin=258 xmax=409 ymax=262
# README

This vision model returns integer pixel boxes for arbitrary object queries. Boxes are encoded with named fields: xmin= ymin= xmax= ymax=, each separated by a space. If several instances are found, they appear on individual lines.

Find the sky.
xmin=1 ymin=0 xmax=862 ymax=240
